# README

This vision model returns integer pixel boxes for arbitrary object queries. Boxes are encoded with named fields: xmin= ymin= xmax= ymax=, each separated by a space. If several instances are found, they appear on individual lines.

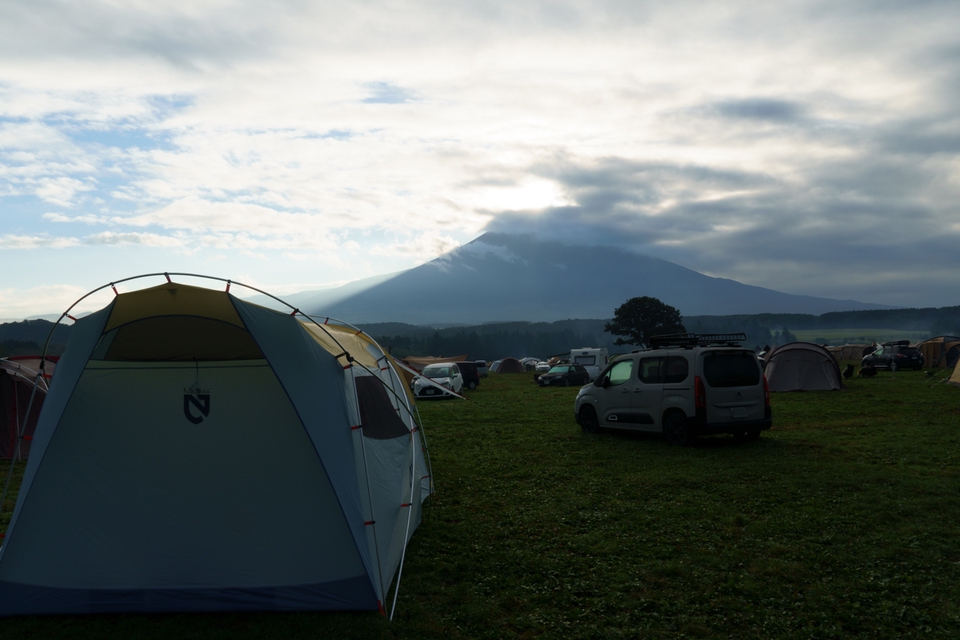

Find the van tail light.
xmin=763 ymin=374 xmax=770 ymax=407
xmin=694 ymin=376 xmax=706 ymax=410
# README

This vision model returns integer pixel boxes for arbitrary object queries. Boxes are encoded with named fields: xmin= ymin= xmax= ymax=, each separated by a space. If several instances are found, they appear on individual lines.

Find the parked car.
xmin=538 ymin=364 xmax=591 ymax=387
xmin=455 ymin=361 xmax=481 ymax=389
xmin=570 ymin=347 xmax=609 ymax=381
xmin=535 ymin=361 xmax=552 ymax=373
xmin=861 ymin=341 xmax=924 ymax=370
xmin=575 ymin=333 xmax=771 ymax=445
xmin=475 ymin=360 xmax=489 ymax=377
xmin=413 ymin=363 xmax=463 ymax=398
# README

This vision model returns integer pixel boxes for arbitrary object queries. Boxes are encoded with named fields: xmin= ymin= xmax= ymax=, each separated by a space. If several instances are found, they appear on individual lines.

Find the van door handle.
xmin=621 ymin=389 xmax=630 ymax=394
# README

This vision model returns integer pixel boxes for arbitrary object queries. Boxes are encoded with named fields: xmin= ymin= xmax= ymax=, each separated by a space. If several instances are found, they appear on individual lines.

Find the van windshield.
xmin=703 ymin=352 xmax=760 ymax=388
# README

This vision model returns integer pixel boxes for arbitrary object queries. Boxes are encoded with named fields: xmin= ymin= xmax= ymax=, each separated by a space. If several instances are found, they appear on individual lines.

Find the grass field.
xmin=2 ymin=365 xmax=960 ymax=638
xmin=791 ymin=329 xmax=929 ymax=344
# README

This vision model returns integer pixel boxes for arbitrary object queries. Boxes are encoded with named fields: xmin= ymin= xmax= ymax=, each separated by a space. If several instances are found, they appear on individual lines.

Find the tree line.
xmin=2 ymin=303 xmax=956 ymax=361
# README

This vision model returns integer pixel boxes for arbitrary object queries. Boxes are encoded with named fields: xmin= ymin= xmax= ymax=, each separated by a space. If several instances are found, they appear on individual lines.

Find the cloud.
xmin=0 ymin=234 xmax=80 ymax=249
xmin=710 ymin=99 xmax=806 ymax=122
xmin=485 ymin=145 xmax=960 ymax=306
xmin=2 ymin=0 xmax=960 ymax=312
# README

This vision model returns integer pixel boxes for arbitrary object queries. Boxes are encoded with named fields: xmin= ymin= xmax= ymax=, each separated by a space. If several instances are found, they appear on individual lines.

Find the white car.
xmin=535 ymin=361 xmax=551 ymax=372
xmin=413 ymin=363 xmax=464 ymax=398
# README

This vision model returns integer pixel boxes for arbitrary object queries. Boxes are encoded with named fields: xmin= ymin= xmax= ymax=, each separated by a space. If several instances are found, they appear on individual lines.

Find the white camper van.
xmin=570 ymin=347 xmax=608 ymax=381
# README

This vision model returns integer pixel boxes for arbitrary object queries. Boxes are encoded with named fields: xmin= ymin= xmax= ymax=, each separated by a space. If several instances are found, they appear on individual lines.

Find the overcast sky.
xmin=2 ymin=0 xmax=959 ymax=318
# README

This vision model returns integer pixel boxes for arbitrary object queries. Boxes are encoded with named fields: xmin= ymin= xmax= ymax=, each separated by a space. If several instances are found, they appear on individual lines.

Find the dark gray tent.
xmin=496 ymin=357 xmax=525 ymax=373
xmin=765 ymin=342 xmax=844 ymax=392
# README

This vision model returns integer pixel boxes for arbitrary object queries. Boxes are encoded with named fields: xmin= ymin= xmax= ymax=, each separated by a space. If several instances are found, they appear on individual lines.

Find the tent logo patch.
xmin=183 ymin=387 xmax=211 ymax=424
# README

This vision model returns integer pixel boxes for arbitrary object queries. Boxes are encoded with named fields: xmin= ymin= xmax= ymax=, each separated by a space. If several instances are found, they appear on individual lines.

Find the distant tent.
xmin=916 ymin=336 xmax=960 ymax=369
xmin=496 ymin=357 xmax=525 ymax=373
xmin=0 ymin=279 xmax=431 ymax=617
xmin=765 ymin=342 xmax=844 ymax=392
xmin=402 ymin=355 xmax=468 ymax=372
xmin=0 ymin=357 xmax=58 ymax=460
xmin=826 ymin=344 xmax=873 ymax=361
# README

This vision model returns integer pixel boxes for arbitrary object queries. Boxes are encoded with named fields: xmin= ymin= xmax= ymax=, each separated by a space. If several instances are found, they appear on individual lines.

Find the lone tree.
xmin=604 ymin=296 xmax=686 ymax=347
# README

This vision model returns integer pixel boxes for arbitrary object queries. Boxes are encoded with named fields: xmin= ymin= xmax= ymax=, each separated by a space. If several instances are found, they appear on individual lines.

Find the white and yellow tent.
xmin=0 ymin=277 xmax=431 ymax=617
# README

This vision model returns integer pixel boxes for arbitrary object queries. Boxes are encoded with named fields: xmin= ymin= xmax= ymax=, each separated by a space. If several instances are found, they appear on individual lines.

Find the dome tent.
xmin=495 ymin=357 xmax=525 ymax=373
xmin=916 ymin=336 xmax=960 ymax=369
xmin=765 ymin=342 xmax=844 ymax=392
xmin=0 ymin=275 xmax=431 ymax=617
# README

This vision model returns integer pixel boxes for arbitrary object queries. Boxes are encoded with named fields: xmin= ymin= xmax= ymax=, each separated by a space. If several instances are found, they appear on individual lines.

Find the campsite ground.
xmin=2 ymin=365 xmax=959 ymax=639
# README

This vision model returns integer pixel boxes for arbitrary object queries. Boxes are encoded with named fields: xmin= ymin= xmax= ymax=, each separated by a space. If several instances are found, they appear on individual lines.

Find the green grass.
xmin=792 ymin=329 xmax=930 ymax=344
xmin=2 ymin=368 xmax=960 ymax=638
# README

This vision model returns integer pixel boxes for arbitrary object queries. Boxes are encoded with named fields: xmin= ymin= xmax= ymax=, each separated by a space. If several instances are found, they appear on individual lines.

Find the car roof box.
xmin=648 ymin=333 xmax=747 ymax=349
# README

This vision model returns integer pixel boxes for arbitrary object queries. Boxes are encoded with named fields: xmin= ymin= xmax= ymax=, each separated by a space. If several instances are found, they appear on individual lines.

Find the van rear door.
xmin=699 ymin=350 xmax=765 ymax=425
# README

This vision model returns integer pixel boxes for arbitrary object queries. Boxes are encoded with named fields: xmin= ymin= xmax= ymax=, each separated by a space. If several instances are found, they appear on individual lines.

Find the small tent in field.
xmin=495 ymin=357 xmax=525 ymax=373
xmin=916 ymin=336 xmax=960 ymax=369
xmin=826 ymin=344 xmax=873 ymax=361
xmin=0 ymin=277 xmax=431 ymax=617
xmin=1 ymin=357 xmax=59 ymax=460
xmin=764 ymin=342 xmax=844 ymax=392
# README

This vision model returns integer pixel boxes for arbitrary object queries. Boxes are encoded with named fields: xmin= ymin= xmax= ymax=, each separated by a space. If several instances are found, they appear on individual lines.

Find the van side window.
xmin=605 ymin=360 xmax=633 ymax=386
xmin=664 ymin=357 xmax=689 ymax=383
xmin=639 ymin=358 xmax=663 ymax=384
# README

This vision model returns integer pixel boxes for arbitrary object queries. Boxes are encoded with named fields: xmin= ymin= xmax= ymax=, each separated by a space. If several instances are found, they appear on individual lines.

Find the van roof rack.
xmin=648 ymin=332 xmax=747 ymax=349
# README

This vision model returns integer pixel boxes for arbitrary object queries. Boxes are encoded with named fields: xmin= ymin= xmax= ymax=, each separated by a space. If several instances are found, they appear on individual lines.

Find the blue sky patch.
xmin=362 ymin=82 xmax=412 ymax=104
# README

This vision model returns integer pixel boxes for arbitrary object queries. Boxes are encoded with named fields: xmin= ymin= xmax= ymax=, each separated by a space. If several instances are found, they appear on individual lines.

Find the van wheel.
xmin=579 ymin=405 xmax=600 ymax=434
xmin=663 ymin=412 xmax=694 ymax=446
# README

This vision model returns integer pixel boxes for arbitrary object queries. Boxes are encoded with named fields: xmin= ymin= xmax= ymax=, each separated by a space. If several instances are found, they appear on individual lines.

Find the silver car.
xmin=574 ymin=333 xmax=771 ymax=445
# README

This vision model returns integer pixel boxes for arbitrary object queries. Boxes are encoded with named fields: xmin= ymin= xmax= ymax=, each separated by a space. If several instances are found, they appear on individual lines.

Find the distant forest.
xmin=0 ymin=319 xmax=72 ymax=358
xmin=367 ymin=305 xmax=960 ymax=361
xmin=2 ymin=305 xmax=958 ymax=361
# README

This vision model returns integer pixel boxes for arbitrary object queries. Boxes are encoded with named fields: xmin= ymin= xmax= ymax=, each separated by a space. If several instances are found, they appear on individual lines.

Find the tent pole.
xmin=412 ymin=405 xmax=434 ymax=497
xmin=352 ymin=372 xmax=386 ymax=603
xmin=389 ymin=427 xmax=418 ymax=621
xmin=13 ymin=381 xmax=20 ymax=462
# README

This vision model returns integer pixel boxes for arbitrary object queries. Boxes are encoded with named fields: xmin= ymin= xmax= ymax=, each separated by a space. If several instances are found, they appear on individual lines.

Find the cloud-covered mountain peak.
xmin=302 ymin=233 xmax=887 ymax=324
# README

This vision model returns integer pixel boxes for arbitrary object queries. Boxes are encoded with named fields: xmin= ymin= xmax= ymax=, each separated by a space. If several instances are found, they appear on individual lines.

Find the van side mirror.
xmin=600 ymin=377 xmax=610 ymax=388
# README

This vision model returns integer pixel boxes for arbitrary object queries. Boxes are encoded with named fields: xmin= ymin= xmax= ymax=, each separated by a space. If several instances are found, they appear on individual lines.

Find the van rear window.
xmin=703 ymin=352 xmax=760 ymax=388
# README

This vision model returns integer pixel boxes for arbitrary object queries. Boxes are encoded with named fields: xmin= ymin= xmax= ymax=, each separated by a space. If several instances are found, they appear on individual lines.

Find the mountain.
xmin=243 ymin=271 xmax=402 ymax=313
xmin=291 ymin=233 xmax=887 ymax=324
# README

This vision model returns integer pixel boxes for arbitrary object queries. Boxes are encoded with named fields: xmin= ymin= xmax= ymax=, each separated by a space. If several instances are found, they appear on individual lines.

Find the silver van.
xmin=574 ymin=333 xmax=771 ymax=445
